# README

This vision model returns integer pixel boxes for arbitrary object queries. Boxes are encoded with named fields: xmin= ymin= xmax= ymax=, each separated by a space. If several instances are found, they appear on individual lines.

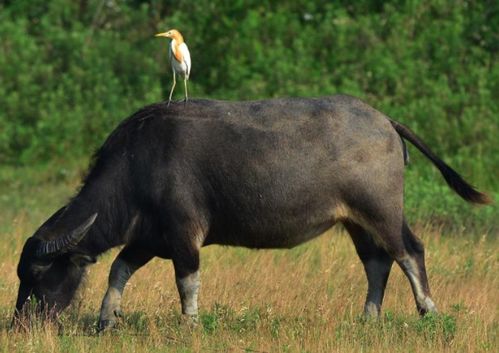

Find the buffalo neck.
xmin=39 ymin=163 xmax=134 ymax=258
xmin=76 ymin=172 xmax=134 ymax=256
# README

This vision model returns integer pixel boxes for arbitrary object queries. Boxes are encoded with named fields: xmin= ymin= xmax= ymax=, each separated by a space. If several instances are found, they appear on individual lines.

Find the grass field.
xmin=0 ymin=167 xmax=497 ymax=353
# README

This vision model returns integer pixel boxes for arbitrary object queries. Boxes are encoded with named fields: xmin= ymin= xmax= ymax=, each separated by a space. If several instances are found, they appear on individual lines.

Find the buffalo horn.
xmin=35 ymin=213 xmax=98 ymax=258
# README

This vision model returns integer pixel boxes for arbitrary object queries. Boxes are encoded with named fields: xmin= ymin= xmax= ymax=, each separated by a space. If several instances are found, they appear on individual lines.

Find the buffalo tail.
xmin=390 ymin=119 xmax=491 ymax=205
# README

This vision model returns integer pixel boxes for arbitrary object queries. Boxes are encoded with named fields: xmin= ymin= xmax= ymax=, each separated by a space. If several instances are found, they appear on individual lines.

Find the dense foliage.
xmin=0 ymin=0 xmax=497 ymax=230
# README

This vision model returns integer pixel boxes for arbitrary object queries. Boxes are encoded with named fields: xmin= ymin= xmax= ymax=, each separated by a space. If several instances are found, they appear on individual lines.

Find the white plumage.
xmin=169 ymin=41 xmax=191 ymax=80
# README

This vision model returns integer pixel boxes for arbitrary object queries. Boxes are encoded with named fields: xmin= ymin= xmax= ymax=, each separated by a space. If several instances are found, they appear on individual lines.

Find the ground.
xmin=0 ymin=168 xmax=497 ymax=352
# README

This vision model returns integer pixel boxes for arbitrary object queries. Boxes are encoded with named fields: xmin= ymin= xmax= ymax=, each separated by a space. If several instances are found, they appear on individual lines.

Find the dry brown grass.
xmin=0 ymin=215 xmax=497 ymax=353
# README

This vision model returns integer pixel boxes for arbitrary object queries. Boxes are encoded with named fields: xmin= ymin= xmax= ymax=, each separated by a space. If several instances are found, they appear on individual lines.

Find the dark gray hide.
xmin=13 ymin=95 xmax=490 ymax=329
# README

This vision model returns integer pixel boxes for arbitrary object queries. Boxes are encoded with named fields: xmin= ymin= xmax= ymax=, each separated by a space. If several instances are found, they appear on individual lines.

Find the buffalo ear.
xmin=70 ymin=254 xmax=97 ymax=267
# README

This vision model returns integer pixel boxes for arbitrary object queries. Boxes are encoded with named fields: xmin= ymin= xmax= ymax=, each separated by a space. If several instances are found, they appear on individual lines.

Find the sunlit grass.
xmin=0 ymin=166 xmax=497 ymax=352
xmin=0 ymin=218 xmax=497 ymax=352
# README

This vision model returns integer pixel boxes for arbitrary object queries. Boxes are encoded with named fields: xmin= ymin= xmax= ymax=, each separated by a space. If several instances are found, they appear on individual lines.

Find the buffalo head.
xmin=13 ymin=213 xmax=98 ymax=323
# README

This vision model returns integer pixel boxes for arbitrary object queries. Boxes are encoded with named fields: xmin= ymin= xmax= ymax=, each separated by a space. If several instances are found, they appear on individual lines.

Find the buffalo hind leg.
xmin=344 ymin=221 xmax=394 ymax=318
xmin=98 ymin=247 xmax=153 ymax=331
xmin=395 ymin=220 xmax=437 ymax=315
xmin=362 ymin=217 xmax=437 ymax=316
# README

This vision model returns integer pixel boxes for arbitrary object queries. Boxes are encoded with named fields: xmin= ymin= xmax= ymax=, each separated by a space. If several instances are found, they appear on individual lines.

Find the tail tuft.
xmin=439 ymin=164 xmax=492 ymax=204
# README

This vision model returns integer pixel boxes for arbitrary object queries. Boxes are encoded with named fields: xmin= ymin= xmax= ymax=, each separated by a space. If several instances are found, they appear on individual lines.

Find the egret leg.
xmin=184 ymin=78 xmax=189 ymax=104
xmin=168 ymin=70 xmax=176 ymax=106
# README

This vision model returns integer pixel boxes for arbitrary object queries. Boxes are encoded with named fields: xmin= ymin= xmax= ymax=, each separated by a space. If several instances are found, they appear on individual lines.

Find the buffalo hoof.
xmin=179 ymin=314 xmax=198 ymax=329
xmin=363 ymin=302 xmax=382 ymax=319
xmin=97 ymin=319 xmax=116 ymax=332
xmin=97 ymin=309 xmax=122 ymax=332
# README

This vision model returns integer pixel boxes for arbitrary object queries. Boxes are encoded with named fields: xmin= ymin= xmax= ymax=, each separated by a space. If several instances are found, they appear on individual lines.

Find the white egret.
xmin=155 ymin=29 xmax=191 ymax=105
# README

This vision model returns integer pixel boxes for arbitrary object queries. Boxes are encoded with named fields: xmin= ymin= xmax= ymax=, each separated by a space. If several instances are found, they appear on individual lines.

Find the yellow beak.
xmin=155 ymin=32 xmax=168 ymax=37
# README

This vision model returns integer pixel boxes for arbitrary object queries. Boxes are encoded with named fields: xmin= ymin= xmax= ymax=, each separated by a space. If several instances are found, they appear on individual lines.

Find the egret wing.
xmin=179 ymin=43 xmax=191 ymax=78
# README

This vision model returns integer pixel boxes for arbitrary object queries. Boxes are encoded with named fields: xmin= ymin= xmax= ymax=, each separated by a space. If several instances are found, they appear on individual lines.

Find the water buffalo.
xmin=13 ymin=95 xmax=490 ymax=330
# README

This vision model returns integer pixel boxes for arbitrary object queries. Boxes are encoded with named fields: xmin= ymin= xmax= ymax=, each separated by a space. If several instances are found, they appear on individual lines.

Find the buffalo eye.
xmin=30 ymin=262 xmax=52 ymax=280
xmin=69 ymin=254 xmax=96 ymax=267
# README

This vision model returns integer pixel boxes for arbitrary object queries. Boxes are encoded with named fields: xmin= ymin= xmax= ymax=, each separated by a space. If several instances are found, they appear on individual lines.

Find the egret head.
xmin=155 ymin=29 xmax=182 ymax=40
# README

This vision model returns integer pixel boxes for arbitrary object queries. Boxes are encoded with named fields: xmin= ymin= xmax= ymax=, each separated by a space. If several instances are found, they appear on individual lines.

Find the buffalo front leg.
xmin=98 ymin=247 xmax=152 ymax=331
xmin=344 ymin=221 xmax=394 ymax=318
xmin=175 ymin=269 xmax=200 ymax=320
xmin=163 ymin=198 xmax=207 ymax=323
xmin=171 ymin=238 xmax=201 ymax=323
xmin=172 ymin=253 xmax=200 ymax=323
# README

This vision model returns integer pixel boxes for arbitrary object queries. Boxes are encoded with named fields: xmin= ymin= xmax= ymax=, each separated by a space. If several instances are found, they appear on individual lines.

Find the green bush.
xmin=0 ymin=0 xmax=497 ymax=229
